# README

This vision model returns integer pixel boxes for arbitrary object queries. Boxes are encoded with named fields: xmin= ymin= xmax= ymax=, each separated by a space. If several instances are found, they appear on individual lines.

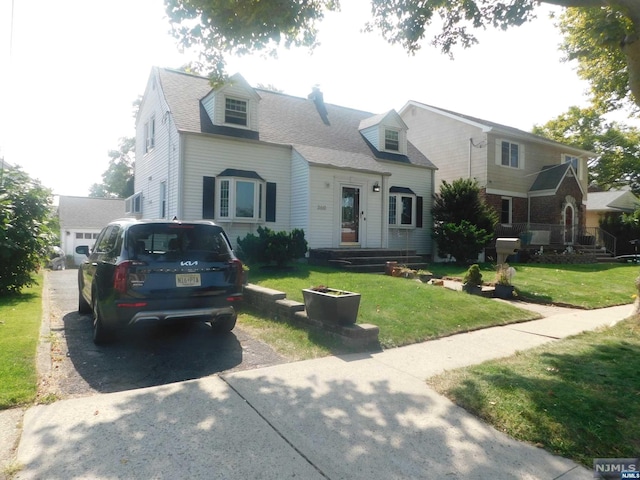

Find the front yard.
xmin=244 ymin=262 xmax=638 ymax=356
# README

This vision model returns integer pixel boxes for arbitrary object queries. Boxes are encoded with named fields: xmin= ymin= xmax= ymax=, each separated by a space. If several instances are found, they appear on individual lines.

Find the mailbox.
xmin=495 ymin=238 xmax=521 ymax=264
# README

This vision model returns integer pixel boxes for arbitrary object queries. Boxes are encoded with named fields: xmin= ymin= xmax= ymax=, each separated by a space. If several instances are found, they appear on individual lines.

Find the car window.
xmin=127 ymin=224 xmax=232 ymax=262
xmin=95 ymin=225 xmax=121 ymax=255
xmin=94 ymin=226 xmax=114 ymax=253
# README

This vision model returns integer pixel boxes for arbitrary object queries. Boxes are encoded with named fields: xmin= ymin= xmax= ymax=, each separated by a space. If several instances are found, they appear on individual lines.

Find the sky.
xmin=0 ymin=0 xmax=603 ymax=197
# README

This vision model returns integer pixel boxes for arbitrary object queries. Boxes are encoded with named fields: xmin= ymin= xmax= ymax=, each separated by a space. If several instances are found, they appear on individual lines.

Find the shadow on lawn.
xmin=442 ymin=328 xmax=640 ymax=467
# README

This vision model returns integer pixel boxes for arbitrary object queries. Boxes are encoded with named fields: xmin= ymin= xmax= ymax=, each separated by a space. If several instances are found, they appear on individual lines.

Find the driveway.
xmin=41 ymin=269 xmax=287 ymax=398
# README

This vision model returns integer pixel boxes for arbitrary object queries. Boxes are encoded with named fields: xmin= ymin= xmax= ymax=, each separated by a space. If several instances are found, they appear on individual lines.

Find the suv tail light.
xmin=113 ymin=261 xmax=132 ymax=294
xmin=231 ymin=259 xmax=244 ymax=289
xmin=113 ymin=261 xmax=145 ymax=294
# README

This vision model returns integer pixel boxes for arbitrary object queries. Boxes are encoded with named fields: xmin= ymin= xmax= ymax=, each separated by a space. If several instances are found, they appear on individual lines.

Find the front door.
xmin=341 ymin=186 xmax=360 ymax=244
xmin=564 ymin=204 xmax=575 ymax=244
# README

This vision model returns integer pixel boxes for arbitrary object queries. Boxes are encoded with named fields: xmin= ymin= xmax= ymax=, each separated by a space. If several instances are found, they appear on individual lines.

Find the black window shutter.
xmin=266 ymin=182 xmax=277 ymax=222
xmin=202 ymin=176 xmax=215 ymax=219
xmin=416 ymin=196 xmax=423 ymax=228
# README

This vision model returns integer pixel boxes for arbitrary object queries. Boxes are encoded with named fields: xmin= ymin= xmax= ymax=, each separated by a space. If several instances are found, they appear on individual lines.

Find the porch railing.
xmin=494 ymin=223 xmax=616 ymax=257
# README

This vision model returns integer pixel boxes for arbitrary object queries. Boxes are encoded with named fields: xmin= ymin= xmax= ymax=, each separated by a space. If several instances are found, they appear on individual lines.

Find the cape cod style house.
xmin=398 ymin=102 xmax=611 ymax=256
xmin=129 ymin=68 xmax=437 ymax=261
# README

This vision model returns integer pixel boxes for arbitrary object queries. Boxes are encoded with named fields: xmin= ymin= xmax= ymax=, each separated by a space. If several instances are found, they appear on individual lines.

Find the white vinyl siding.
xmin=385 ymin=165 xmax=433 ymax=254
xmin=180 ymin=135 xmax=291 ymax=248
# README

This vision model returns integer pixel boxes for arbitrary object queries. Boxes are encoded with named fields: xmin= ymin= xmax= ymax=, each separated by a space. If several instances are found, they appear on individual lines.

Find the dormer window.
xmin=385 ymin=129 xmax=400 ymax=152
xmin=225 ymin=97 xmax=248 ymax=126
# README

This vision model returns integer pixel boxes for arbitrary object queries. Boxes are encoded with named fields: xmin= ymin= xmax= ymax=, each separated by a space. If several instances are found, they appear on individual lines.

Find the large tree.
xmin=89 ymin=137 xmax=135 ymax=199
xmin=164 ymin=0 xmax=640 ymax=110
xmin=533 ymin=106 xmax=640 ymax=194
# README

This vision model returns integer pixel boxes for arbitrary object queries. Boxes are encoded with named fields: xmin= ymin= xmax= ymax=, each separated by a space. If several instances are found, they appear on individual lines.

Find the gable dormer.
xmin=359 ymin=110 xmax=408 ymax=155
xmin=201 ymin=73 xmax=261 ymax=132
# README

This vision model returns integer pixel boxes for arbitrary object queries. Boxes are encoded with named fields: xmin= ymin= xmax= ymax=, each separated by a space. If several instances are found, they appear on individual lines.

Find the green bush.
xmin=0 ymin=166 xmax=55 ymax=295
xmin=237 ymin=226 xmax=308 ymax=267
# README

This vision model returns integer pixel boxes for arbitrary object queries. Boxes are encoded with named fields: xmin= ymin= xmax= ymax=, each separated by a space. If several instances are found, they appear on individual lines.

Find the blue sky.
xmin=0 ymin=0 xmax=597 ymax=196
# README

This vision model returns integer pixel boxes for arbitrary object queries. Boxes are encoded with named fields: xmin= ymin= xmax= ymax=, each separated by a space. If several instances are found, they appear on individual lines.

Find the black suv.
xmin=76 ymin=219 xmax=244 ymax=344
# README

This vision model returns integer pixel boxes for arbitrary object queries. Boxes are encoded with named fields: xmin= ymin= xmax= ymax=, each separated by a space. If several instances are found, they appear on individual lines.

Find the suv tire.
xmin=92 ymin=297 xmax=114 ymax=345
xmin=78 ymin=291 xmax=91 ymax=314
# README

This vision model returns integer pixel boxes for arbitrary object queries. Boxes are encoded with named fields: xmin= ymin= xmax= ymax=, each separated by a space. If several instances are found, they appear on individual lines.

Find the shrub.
xmin=0 ymin=166 xmax=55 ymax=295
xmin=237 ymin=226 xmax=308 ymax=267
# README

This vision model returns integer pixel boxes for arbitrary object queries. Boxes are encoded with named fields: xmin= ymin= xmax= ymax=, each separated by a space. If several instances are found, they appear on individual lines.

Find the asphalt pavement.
xmin=1 ymin=277 xmax=635 ymax=479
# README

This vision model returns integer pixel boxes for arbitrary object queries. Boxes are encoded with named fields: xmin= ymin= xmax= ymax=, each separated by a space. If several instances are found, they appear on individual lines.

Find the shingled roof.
xmin=58 ymin=196 xmax=125 ymax=229
xmin=155 ymin=68 xmax=436 ymax=171
xmin=402 ymin=101 xmax=595 ymax=158
xmin=529 ymin=163 xmax=579 ymax=193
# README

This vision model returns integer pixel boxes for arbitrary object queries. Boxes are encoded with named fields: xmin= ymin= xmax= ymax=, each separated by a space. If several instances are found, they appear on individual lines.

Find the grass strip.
xmin=0 ymin=274 xmax=43 ymax=410
xmin=428 ymin=317 xmax=640 ymax=467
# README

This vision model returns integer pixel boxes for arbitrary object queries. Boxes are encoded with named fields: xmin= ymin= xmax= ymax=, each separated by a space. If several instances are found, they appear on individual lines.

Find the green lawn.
xmin=427 ymin=262 xmax=638 ymax=309
xmin=0 ymin=274 xmax=42 ymax=410
xmin=428 ymin=316 xmax=640 ymax=468
xmin=248 ymin=264 xmax=540 ymax=350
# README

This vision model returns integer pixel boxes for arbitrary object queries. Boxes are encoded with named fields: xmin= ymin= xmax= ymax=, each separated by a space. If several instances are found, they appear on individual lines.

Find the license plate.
xmin=176 ymin=273 xmax=201 ymax=287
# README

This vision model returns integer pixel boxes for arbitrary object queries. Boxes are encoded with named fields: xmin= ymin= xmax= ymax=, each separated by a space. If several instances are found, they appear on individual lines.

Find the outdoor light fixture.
xmin=372 ymin=182 xmax=381 ymax=192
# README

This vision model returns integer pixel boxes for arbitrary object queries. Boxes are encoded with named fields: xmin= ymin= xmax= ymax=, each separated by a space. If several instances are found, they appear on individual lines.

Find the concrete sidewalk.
xmin=7 ymin=302 xmax=633 ymax=479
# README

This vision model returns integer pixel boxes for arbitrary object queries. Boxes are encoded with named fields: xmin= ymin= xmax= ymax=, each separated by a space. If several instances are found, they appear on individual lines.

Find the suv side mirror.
xmin=75 ymin=245 xmax=90 ymax=256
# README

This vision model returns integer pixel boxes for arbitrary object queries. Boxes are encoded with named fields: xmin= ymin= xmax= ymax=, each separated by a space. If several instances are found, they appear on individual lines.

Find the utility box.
xmin=496 ymin=238 xmax=521 ymax=264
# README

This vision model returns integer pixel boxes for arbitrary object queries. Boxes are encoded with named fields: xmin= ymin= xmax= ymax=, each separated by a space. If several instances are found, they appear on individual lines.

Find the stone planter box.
xmin=302 ymin=287 xmax=361 ymax=325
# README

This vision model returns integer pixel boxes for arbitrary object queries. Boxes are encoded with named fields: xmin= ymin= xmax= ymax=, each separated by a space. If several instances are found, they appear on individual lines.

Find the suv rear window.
xmin=127 ymin=224 xmax=232 ymax=263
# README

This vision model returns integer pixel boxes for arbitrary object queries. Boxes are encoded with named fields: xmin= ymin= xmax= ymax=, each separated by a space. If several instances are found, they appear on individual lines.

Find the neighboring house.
xmin=57 ymin=196 xmax=125 ymax=265
xmin=586 ymin=187 xmax=640 ymax=230
xmin=399 ymin=102 xmax=598 ymax=251
xmin=130 ymin=68 xmax=437 ymax=256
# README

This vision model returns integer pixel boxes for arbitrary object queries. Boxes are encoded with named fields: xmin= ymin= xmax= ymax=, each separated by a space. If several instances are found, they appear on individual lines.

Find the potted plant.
xmin=462 ymin=264 xmax=483 ymax=295
xmin=302 ymin=285 xmax=361 ymax=325
xmin=494 ymin=264 xmax=516 ymax=299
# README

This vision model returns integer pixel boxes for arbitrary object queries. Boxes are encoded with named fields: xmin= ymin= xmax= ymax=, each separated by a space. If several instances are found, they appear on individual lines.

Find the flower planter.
xmin=463 ymin=283 xmax=482 ymax=295
xmin=494 ymin=284 xmax=515 ymax=299
xmin=302 ymin=287 xmax=361 ymax=325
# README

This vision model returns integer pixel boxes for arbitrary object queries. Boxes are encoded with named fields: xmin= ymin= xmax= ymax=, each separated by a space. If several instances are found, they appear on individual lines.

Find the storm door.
xmin=341 ymin=186 xmax=360 ymax=244
xmin=564 ymin=204 xmax=575 ymax=244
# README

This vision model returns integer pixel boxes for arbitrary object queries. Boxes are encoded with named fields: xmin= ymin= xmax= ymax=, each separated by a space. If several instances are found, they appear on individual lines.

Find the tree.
xmin=431 ymin=178 xmax=498 ymax=264
xmin=0 ymin=165 xmax=56 ymax=295
xmin=532 ymin=106 xmax=640 ymax=194
xmin=89 ymin=137 xmax=135 ymax=199
xmin=559 ymin=5 xmax=639 ymax=113
xmin=164 ymin=0 xmax=640 ymax=110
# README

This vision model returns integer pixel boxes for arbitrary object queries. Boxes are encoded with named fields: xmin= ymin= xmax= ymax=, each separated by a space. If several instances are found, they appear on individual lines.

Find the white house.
xmin=57 ymin=196 xmax=125 ymax=265
xmin=130 ymin=68 xmax=437 ymax=256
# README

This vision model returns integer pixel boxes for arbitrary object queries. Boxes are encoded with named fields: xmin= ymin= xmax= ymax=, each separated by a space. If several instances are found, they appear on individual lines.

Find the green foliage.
xmin=532 ymin=106 xmax=640 ymax=194
xmin=163 ymin=1 xmax=640 ymax=111
xmin=237 ymin=226 xmax=308 ymax=267
xmin=600 ymin=211 xmax=640 ymax=256
xmin=0 ymin=166 xmax=55 ymax=295
xmin=89 ymin=137 xmax=135 ymax=198
xmin=432 ymin=178 xmax=498 ymax=264
xmin=164 ymin=0 xmax=338 ymax=78
xmin=463 ymin=263 xmax=483 ymax=286
xmin=559 ymin=6 xmax=638 ymax=113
